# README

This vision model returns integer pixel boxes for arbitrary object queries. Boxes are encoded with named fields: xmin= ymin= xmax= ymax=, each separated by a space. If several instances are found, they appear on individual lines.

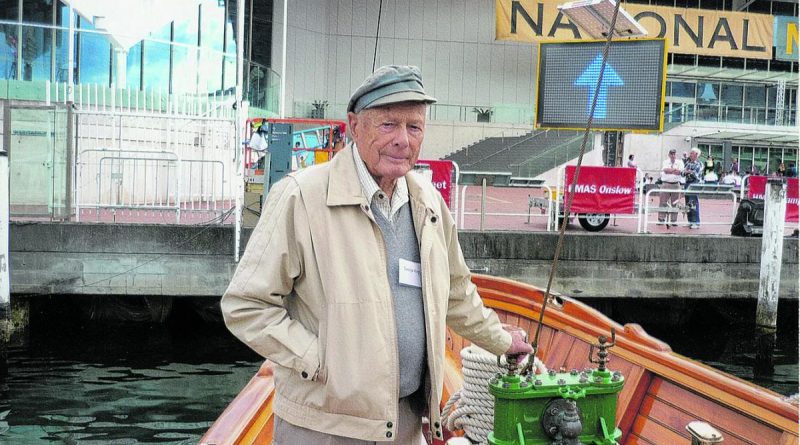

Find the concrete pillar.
xmin=722 ymin=141 xmax=732 ymax=173
xmin=114 ymin=48 xmax=127 ymax=88
xmin=67 ymin=3 xmax=74 ymax=102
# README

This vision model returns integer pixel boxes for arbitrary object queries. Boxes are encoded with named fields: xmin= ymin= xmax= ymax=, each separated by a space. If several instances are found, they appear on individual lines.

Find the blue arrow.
xmin=574 ymin=54 xmax=624 ymax=119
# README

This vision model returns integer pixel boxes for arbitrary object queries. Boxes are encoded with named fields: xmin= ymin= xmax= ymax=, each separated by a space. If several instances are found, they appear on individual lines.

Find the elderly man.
xmin=657 ymin=148 xmax=683 ymax=228
xmin=683 ymin=147 xmax=704 ymax=229
xmin=221 ymin=65 xmax=531 ymax=445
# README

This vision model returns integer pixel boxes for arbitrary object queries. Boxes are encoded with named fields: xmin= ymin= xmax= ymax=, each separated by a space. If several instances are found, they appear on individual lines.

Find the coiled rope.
xmin=441 ymin=346 xmax=546 ymax=444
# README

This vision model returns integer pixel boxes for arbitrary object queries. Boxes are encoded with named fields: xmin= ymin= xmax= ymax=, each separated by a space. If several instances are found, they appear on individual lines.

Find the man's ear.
xmin=347 ymin=112 xmax=359 ymax=140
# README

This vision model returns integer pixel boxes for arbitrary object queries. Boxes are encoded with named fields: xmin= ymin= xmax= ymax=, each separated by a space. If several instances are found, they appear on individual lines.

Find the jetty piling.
xmin=755 ymin=177 xmax=787 ymax=377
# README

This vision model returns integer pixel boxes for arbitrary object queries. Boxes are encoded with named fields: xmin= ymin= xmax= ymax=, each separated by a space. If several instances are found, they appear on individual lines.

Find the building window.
xmin=669 ymin=81 xmax=695 ymax=98
xmin=21 ymin=0 xmax=52 ymax=81
xmin=142 ymin=24 xmax=171 ymax=92
xmin=126 ymin=42 xmax=142 ymax=90
xmin=199 ymin=0 xmax=226 ymax=94
xmin=77 ymin=17 xmax=111 ymax=86
xmin=172 ymin=6 xmax=199 ymax=94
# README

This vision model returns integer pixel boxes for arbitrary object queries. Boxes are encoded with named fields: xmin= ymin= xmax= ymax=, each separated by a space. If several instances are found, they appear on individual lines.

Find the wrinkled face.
xmin=689 ymin=151 xmax=699 ymax=161
xmin=348 ymin=102 xmax=426 ymax=192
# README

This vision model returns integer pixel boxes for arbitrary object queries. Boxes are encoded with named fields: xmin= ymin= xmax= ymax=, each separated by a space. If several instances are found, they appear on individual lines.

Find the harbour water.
xmin=0 ymin=297 xmax=796 ymax=444
xmin=0 ymin=298 xmax=262 ymax=444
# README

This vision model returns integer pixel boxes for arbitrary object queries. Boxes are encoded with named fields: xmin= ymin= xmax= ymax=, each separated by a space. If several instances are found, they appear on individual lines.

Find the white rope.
xmin=441 ymin=346 xmax=546 ymax=445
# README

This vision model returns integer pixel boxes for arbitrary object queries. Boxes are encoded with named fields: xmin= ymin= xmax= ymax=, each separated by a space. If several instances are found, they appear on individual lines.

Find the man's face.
xmin=348 ymin=102 xmax=426 ymax=188
xmin=689 ymin=151 xmax=699 ymax=161
xmin=669 ymin=152 xmax=676 ymax=160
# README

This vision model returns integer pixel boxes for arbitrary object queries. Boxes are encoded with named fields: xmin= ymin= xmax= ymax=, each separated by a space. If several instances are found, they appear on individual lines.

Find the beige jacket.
xmin=221 ymin=144 xmax=511 ymax=442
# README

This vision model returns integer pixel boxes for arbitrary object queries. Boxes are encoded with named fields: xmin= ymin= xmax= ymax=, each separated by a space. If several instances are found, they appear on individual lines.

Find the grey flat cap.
xmin=347 ymin=65 xmax=437 ymax=113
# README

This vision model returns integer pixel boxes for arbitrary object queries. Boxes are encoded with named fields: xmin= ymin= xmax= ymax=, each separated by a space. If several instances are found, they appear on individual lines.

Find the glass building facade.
xmin=0 ymin=0 xmax=276 ymax=111
xmin=627 ymin=0 xmax=799 ymax=128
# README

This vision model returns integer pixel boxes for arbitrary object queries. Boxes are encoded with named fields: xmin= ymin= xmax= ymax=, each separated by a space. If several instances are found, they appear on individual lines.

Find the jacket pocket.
xmin=321 ymin=300 xmax=394 ymax=420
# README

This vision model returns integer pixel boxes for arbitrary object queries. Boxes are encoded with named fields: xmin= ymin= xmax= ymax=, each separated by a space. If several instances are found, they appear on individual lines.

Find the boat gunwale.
xmin=470 ymin=274 xmax=799 ymax=433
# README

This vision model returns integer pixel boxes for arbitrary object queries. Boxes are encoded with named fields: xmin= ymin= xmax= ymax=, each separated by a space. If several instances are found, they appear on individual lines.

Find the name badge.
xmin=398 ymin=259 xmax=422 ymax=288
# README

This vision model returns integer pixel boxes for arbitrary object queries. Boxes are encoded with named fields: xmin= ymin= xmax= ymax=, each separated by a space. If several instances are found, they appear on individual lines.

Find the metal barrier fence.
xmin=459 ymin=182 xmax=554 ymax=232
xmin=642 ymin=187 xmax=738 ymax=232
xmin=455 ymin=179 xmax=746 ymax=234
xmin=74 ymin=110 xmax=237 ymax=223
xmin=50 ymin=81 xmax=237 ymax=119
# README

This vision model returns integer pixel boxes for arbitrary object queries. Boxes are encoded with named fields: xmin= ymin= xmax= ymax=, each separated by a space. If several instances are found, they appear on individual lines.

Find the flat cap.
xmin=347 ymin=65 xmax=437 ymax=113
xmin=668 ymin=148 xmax=676 ymax=153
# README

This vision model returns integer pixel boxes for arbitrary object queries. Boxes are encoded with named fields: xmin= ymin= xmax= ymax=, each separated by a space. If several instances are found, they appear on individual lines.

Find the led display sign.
xmin=535 ymin=38 xmax=667 ymax=132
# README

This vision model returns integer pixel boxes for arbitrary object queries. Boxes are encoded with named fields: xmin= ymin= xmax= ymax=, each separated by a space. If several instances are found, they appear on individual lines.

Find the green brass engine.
xmin=488 ymin=332 xmax=623 ymax=445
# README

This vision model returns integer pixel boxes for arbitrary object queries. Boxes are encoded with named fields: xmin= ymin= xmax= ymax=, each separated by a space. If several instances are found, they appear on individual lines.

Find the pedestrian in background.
xmin=684 ymin=147 xmax=704 ymax=229
xmin=658 ymin=148 xmax=683 ymax=228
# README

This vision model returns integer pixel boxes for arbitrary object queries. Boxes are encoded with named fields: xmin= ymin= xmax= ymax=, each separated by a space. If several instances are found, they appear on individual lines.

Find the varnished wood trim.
xmin=618 ymin=370 xmax=653 ymax=441
xmin=199 ymin=361 xmax=276 ymax=445
xmin=471 ymin=274 xmax=799 ymax=434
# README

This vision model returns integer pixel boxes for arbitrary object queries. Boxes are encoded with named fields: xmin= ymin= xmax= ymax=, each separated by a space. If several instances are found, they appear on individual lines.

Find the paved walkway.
xmin=12 ymin=186 xmax=798 ymax=237
xmin=455 ymin=185 xmax=798 ymax=236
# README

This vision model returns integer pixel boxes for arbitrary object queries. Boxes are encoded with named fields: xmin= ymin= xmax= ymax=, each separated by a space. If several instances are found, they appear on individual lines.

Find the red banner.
xmin=564 ymin=166 xmax=637 ymax=214
xmin=747 ymin=176 xmax=799 ymax=222
xmin=416 ymin=160 xmax=454 ymax=208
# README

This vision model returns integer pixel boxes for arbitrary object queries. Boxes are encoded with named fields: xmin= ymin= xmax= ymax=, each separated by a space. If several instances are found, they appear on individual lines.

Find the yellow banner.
xmin=496 ymin=0 xmax=773 ymax=59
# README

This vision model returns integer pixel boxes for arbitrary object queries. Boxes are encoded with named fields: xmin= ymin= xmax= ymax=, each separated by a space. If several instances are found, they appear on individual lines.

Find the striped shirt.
xmin=353 ymin=143 xmax=410 ymax=224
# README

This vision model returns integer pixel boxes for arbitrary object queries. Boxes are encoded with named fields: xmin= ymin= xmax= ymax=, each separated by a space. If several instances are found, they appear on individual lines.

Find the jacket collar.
xmin=327 ymin=143 xmax=441 ymax=218
xmin=327 ymin=143 xmax=369 ymax=207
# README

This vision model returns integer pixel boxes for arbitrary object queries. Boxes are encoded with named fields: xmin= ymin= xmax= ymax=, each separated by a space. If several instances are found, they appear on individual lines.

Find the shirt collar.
xmin=352 ymin=143 xmax=408 ymax=202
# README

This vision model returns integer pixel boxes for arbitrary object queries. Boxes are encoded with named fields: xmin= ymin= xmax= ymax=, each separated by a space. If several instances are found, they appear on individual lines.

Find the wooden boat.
xmin=201 ymin=274 xmax=799 ymax=445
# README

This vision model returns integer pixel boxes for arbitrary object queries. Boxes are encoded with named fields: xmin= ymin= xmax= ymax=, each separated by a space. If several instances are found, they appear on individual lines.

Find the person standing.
xmin=221 ymin=65 xmax=532 ymax=445
xmin=704 ymin=155 xmax=715 ymax=175
xmin=777 ymin=162 xmax=787 ymax=177
xmin=730 ymin=156 xmax=739 ymax=174
xmin=658 ymin=149 xmax=684 ymax=228
xmin=626 ymin=154 xmax=637 ymax=168
xmin=684 ymin=147 xmax=704 ymax=229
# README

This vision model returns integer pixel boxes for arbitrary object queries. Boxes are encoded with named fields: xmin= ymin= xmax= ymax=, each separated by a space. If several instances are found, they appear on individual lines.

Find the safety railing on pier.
xmin=454 ymin=170 xmax=755 ymax=235
xmin=73 ymin=107 xmax=238 ymax=224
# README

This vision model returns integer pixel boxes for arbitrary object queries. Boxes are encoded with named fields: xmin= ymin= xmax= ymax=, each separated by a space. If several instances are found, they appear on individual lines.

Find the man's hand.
xmin=503 ymin=325 xmax=533 ymax=359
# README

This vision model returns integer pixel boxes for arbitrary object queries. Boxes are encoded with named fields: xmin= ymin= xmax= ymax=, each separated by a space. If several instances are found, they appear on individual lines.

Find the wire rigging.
xmin=526 ymin=0 xmax=624 ymax=371
xmin=372 ymin=0 xmax=384 ymax=72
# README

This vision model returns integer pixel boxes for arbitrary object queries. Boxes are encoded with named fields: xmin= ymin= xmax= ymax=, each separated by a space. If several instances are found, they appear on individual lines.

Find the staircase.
xmin=445 ymin=130 xmax=581 ymax=176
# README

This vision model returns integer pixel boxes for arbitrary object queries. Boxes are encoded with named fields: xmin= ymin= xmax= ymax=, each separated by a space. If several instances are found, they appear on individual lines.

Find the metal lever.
xmin=588 ymin=328 xmax=616 ymax=372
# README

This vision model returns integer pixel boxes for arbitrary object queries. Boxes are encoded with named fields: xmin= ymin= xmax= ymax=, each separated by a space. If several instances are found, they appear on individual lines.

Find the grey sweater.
xmin=372 ymin=201 xmax=427 ymax=398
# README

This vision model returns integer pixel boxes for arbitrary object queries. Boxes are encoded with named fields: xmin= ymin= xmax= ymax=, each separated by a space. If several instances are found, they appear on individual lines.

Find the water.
xmin=0 ymin=298 xmax=262 ymax=444
xmin=584 ymin=298 xmax=799 ymax=396
xmin=1 ymin=297 xmax=796 ymax=444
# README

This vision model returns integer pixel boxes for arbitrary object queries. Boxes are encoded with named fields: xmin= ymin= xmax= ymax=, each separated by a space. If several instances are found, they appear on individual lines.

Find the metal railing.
xmin=459 ymin=182 xmax=554 ymax=232
xmin=642 ymin=187 xmax=738 ymax=232
xmin=455 ymin=170 xmax=749 ymax=235
xmin=0 ymin=20 xmax=280 ymax=117
xmin=76 ymin=148 xmax=232 ymax=223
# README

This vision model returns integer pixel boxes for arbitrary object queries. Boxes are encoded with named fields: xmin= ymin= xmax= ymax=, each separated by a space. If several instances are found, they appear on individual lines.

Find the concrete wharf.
xmin=8 ymin=222 xmax=798 ymax=301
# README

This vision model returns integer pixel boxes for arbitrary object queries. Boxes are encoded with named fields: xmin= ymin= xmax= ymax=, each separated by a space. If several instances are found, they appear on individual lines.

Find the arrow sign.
xmin=574 ymin=54 xmax=624 ymax=119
